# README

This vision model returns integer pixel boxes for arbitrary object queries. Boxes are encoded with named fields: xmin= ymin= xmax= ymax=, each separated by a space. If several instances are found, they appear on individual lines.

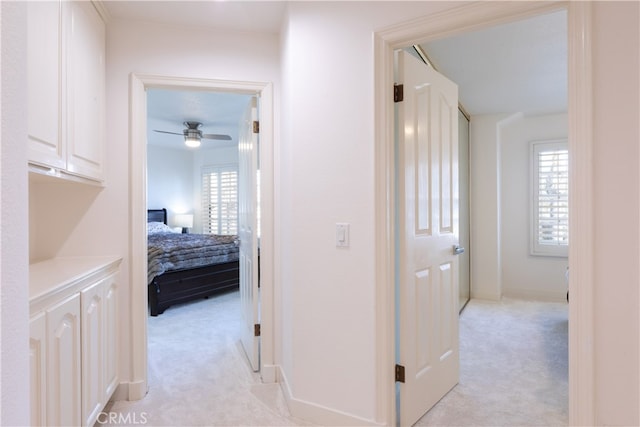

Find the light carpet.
xmin=104 ymin=292 xmax=567 ymax=426
xmin=415 ymin=298 xmax=568 ymax=426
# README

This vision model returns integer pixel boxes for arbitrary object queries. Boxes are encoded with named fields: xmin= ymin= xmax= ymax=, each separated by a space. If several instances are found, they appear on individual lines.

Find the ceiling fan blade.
xmin=202 ymin=133 xmax=232 ymax=141
xmin=153 ymin=130 xmax=183 ymax=136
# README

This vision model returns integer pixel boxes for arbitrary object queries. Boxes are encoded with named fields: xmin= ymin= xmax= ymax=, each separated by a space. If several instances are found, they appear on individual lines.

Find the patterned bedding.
xmin=147 ymin=232 xmax=239 ymax=285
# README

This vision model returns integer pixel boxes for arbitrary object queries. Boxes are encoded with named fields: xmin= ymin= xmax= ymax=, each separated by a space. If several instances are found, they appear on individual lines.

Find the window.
xmin=531 ymin=140 xmax=568 ymax=257
xmin=202 ymin=165 xmax=238 ymax=235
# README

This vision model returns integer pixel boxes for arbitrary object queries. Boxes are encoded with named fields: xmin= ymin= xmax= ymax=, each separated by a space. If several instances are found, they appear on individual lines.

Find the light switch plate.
xmin=336 ymin=223 xmax=350 ymax=247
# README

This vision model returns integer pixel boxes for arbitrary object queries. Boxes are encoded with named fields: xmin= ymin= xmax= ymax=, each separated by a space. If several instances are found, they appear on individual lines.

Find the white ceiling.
xmin=147 ymin=89 xmax=252 ymax=149
xmin=104 ymin=2 xmax=567 ymax=149
xmin=419 ymin=9 xmax=567 ymax=116
xmin=103 ymin=1 xmax=286 ymax=34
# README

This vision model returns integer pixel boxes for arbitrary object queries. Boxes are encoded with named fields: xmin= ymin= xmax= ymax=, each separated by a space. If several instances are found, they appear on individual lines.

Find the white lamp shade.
xmin=174 ymin=214 xmax=193 ymax=228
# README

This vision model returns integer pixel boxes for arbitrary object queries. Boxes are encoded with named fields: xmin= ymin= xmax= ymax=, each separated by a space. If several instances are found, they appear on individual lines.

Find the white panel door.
xmin=396 ymin=50 xmax=460 ymax=426
xmin=46 ymin=293 xmax=81 ymax=427
xmin=238 ymin=96 xmax=260 ymax=371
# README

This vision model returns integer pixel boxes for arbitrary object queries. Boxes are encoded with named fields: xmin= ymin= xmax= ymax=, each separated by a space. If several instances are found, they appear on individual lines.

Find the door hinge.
xmin=395 ymin=364 xmax=405 ymax=383
xmin=254 ymin=324 xmax=261 ymax=337
xmin=394 ymin=84 xmax=404 ymax=103
xmin=253 ymin=120 xmax=260 ymax=134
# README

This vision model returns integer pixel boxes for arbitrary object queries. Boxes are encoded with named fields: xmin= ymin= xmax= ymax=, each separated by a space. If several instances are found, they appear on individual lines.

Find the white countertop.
xmin=30 ymin=256 xmax=122 ymax=312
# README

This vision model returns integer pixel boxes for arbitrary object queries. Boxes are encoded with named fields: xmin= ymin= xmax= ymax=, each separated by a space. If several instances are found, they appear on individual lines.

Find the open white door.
xmin=396 ymin=50 xmax=460 ymax=426
xmin=239 ymin=96 xmax=260 ymax=371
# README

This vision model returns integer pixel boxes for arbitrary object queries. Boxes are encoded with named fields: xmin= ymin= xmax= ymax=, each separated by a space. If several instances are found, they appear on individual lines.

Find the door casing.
xmin=128 ymin=75 xmax=276 ymax=400
xmin=373 ymin=2 xmax=593 ymax=425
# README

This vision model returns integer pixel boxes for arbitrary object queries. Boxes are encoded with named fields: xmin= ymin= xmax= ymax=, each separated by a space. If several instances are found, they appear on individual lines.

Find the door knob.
xmin=453 ymin=245 xmax=465 ymax=255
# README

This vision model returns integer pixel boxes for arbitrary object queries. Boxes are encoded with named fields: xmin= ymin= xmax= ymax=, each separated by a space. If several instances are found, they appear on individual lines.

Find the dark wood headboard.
xmin=147 ymin=208 xmax=167 ymax=224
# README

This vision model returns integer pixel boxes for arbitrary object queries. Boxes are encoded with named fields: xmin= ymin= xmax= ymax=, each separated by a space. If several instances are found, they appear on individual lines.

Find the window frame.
xmin=530 ymin=139 xmax=569 ymax=257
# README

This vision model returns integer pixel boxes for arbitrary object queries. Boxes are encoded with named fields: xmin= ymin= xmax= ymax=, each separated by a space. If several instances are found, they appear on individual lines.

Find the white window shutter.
xmin=531 ymin=140 xmax=569 ymax=257
xmin=202 ymin=165 xmax=238 ymax=235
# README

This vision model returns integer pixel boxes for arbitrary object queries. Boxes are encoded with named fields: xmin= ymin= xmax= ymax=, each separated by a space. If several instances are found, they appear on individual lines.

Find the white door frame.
xmin=128 ymin=74 xmax=276 ymax=400
xmin=373 ymin=2 xmax=593 ymax=425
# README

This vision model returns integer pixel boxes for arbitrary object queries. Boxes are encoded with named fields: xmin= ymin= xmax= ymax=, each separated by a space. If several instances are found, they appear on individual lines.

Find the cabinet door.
xmin=30 ymin=312 xmax=47 ymax=427
xmin=46 ymin=293 xmax=81 ymax=427
xmin=81 ymin=281 xmax=104 ymax=427
xmin=103 ymin=276 xmax=119 ymax=400
xmin=67 ymin=1 xmax=105 ymax=181
xmin=27 ymin=0 xmax=66 ymax=169
xmin=81 ymin=274 xmax=118 ymax=427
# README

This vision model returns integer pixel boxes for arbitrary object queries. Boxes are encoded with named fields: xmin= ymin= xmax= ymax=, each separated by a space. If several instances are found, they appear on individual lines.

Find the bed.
xmin=147 ymin=208 xmax=240 ymax=316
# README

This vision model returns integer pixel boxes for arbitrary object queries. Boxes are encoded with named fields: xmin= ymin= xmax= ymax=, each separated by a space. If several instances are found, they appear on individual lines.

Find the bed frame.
xmin=147 ymin=209 xmax=240 ymax=316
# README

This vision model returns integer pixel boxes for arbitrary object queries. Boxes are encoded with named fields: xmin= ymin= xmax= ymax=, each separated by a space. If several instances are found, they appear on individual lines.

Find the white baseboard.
xmin=471 ymin=290 xmax=502 ymax=301
xmin=276 ymin=366 xmax=383 ymax=427
xmin=261 ymin=364 xmax=278 ymax=383
xmin=115 ymin=380 xmax=147 ymax=401
xmin=502 ymin=289 xmax=567 ymax=303
xmin=111 ymin=383 xmax=129 ymax=402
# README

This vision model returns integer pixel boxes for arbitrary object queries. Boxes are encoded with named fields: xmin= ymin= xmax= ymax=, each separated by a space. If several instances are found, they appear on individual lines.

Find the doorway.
xmin=128 ymin=75 xmax=276 ymax=400
xmin=373 ymin=2 xmax=595 ymax=426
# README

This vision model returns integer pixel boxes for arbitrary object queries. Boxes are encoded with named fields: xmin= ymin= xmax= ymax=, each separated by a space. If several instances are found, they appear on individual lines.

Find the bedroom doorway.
xmin=374 ymin=2 xmax=593 ymax=425
xmin=129 ymin=75 xmax=275 ymax=400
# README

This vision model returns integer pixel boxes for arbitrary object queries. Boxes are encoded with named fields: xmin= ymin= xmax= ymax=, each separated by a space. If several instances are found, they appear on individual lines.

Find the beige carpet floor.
xmin=415 ymin=298 xmax=568 ymax=426
xmin=104 ymin=292 xmax=568 ymax=426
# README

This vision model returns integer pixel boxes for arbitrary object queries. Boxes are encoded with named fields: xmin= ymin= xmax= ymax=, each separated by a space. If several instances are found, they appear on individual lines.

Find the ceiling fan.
xmin=153 ymin=121 xmax=231 ymax=148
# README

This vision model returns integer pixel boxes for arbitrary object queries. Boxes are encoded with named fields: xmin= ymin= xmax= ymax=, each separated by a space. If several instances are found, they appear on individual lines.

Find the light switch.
xmin=336 ymin=223 xmax=350 ymax=247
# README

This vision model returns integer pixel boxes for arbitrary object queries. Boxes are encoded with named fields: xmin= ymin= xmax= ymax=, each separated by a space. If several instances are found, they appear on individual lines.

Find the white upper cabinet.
xmin=27 ymin=1 xmax=106 ymax=184
xmin=27 ymin=1 xmax=65 ymax=170
xmin=67 ymin=1 xmax=106 ymax=181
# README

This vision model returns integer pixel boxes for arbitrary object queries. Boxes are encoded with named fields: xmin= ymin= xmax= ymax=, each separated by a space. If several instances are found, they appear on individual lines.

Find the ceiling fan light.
xmin=184 ymin=136 xmax=201 ymax=148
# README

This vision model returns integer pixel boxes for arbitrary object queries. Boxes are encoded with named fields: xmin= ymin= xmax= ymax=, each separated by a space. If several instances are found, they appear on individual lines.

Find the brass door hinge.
xmin=254 ymin=324 xmax=261 ymax=337
xmin=253 ymin=120 xmax=260 ymax=134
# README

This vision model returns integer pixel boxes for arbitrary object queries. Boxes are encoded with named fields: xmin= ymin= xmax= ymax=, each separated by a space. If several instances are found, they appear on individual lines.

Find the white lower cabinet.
xmin=29 ymin=257 xmax=121 ymax=427
xmin=81 ymin=276 xmax=118 ymax=427
xmin=46 ymin=293 xmax=82 ymax=427
xmin=29 ymin=312 xmax=47 ymax=427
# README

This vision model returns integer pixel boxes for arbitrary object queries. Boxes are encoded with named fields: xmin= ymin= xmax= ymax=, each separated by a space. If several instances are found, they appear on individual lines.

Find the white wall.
xmin=591 ymin=2 xmax=639 ymax=424
xmin=0 ymin=2 xmax=30 ymax=425
xmin=105 ymin=19 xmax=280 ymax=389
xmin=471 ymin=112 xmax=568 ymax=302
xmin=500 ymin=113 xmax=568 ymax=301
xmin=279 ymin=1 xmax=469 ymax=422
xmin=147 ymin=145 xmax=194 ymax=227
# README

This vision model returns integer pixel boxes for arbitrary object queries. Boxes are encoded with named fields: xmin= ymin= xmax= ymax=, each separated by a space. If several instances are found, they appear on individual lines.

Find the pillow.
xmin=147 ymin=221 xmax=174 ymax=234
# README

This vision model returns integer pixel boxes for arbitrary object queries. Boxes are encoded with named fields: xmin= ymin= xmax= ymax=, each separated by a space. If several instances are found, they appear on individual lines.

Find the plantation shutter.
xmin=531 ymin=140 xmax=569 ymax=256
xmin=202 ymin=165 xmax=238 ymax=235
